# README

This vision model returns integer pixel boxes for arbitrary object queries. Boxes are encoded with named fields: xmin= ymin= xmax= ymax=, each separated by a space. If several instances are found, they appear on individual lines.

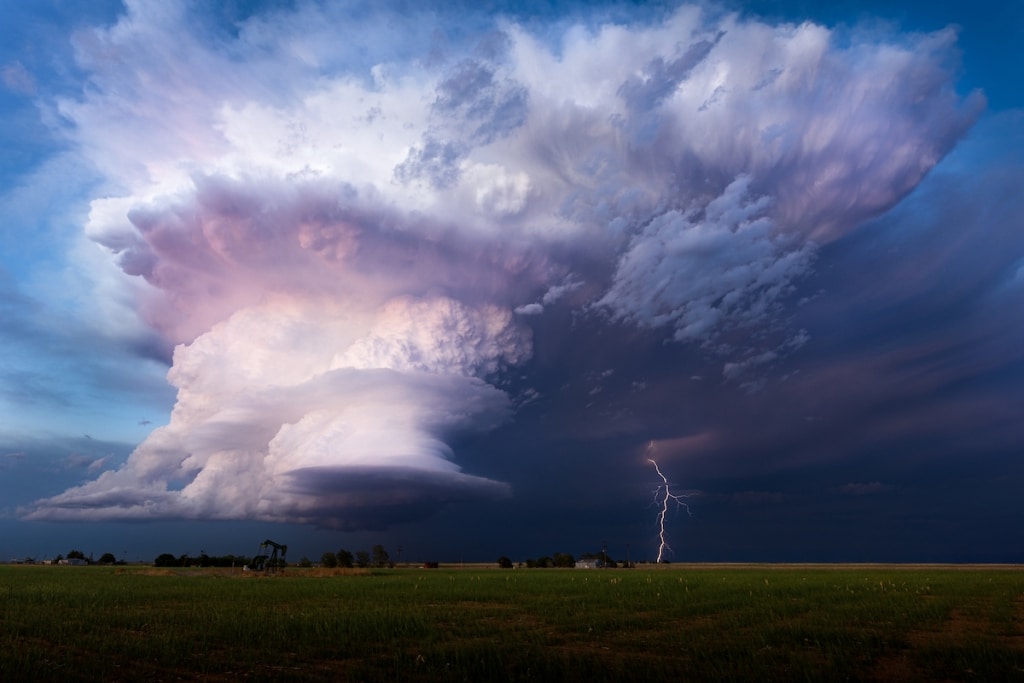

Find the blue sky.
xmin=1 ymin=0 xmax=1021 ymax=564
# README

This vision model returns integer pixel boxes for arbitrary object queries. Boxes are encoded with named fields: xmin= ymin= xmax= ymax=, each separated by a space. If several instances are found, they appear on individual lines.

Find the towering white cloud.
xmin=27 ymin=296 xmax=524 ymax=526
xmin=25 ymin=1 xmax=981 ymax=526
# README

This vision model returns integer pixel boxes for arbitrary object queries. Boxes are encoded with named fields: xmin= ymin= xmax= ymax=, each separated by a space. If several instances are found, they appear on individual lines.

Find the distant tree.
xmin=98 ymin=552 xmax=117 ymax=565
xmin=553 ymin=552 xmax=575 ymax=568
xmin=321 ymin=552 xmax=338 ymax=568
xmin=371 ymin=544 xmax=390 ymax=568
xmin=355 ymin=550 xmax=370 ymax=568
xmin=297 ymin=556 xmax=313 ymax=568
xmin=535 ymin=556 xmax=554 ymax=568
xmin=337 ymin=549 xmax=354 ymax=568
xmin=220 ymin=554 xmax=243 ymax=568
xmin=154 ymin=553 xmax=176 ymax=567
xmin=497 ymin=556 xmax=513 ymax=569
xmin=53 ymin=554 xmax=64 ymax=563
xmin=67 ymin=549 xmax=86 ymax=560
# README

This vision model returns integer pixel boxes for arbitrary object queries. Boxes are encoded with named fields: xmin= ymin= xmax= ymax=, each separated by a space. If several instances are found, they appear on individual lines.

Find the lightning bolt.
xmin=647 ymin=441 xmax=692 ymax=563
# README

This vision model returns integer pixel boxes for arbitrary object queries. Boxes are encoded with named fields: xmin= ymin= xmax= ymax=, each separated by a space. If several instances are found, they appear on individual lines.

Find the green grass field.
xmin=2 ymin=564 xmax=1023 ymax=681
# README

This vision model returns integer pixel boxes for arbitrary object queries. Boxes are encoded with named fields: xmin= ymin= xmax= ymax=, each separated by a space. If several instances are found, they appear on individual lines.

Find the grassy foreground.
xmin=2 ymin=564 xmax=1023 ymax=681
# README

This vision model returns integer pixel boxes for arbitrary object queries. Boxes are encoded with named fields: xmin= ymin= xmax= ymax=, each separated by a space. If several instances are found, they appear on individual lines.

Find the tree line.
xmin=146 ymin=545 xmax=639 ymax=569
xmin=498 ymin=551 xmax=632 ymax=568
xmin=45 ymin=550 xmax=124 ymax=565
xmin=151 ymin=544 xmax=394 ymax=569
xmin=317 ymin=544 xmax=391 ymax=568
xmin=153 ymin=552 xmax=252 ymax=567
xmin=17 ymin=545 xmax=638 ymax=569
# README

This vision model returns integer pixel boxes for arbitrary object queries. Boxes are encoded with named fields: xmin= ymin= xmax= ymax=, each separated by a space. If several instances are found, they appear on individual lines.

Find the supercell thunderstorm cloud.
xmin=22 ymin=0 xmax=988 ymax=535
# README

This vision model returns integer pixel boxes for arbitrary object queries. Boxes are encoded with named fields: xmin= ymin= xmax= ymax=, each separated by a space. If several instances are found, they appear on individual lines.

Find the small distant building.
xmin=59 ymin=558 xmax=88 ymax=566
xmin=575 ymin=559 xmax=604 ymax=569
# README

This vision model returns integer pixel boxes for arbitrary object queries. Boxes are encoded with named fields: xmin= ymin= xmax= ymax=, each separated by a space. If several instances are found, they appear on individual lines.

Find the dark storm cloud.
xmin=444 ymin=110 xmax=1023 ymax=562
xmin=281 ymin=466 xmax=511 ymax=530
xmin=604 ymin=115 xmax=1024 ymax=492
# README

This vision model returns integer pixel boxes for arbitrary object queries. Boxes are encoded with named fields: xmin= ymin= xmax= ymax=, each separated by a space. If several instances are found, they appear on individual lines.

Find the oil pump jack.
xmin=250 ymin=539 xmax=288 ymax=573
